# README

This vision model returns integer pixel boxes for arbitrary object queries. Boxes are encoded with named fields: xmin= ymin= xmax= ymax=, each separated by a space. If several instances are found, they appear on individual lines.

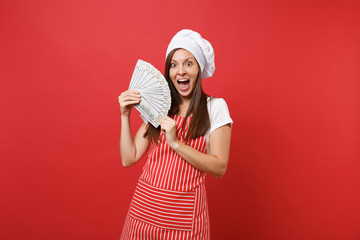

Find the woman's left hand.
xmin=160 ymin=116 xmax=180 ymax=149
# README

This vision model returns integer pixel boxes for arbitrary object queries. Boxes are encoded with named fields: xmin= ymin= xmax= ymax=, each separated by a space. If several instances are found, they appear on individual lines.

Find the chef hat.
xmin=166 ymin=29 xmax=215 ymax=79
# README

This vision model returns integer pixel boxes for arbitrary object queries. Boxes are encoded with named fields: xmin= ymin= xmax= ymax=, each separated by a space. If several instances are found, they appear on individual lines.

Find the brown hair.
xmin=144 ymin=48 xmax=211 ymax=143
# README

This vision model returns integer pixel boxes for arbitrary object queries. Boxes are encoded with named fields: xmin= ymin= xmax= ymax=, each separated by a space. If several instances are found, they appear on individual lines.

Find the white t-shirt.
xmin=205 ymin=97 xmax=233 ymax=154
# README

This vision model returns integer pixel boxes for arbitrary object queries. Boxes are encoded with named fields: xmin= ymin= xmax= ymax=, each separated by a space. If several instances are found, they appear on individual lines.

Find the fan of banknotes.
xmin=129 ymin=59 xmax=171 ymax=128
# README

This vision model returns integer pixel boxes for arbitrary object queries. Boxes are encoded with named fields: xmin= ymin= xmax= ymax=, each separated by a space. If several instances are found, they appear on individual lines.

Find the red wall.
xmin=1 ymin=0 xmax=359 ymax=239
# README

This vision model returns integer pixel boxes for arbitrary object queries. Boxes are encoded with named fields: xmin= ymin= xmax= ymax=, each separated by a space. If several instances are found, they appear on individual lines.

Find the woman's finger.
xmin=160 ymin=116 xmax=173 ymax=125
xmin=127 ymin=89 xmax=140 ymax=94
xmin=125 ymin=91 xmax=140 ymax=98
xmin=122 ymin=100 xmax=140 ymax=106
xmin=119 ymin=90 xmax=140 ymax=99
xmin=120 ymin=97 xmax=141 ymax=102
xmin=120 ymin=94 xmax=140 ymax=100
xmin=118 ymin=95 xmax=141 ymax=103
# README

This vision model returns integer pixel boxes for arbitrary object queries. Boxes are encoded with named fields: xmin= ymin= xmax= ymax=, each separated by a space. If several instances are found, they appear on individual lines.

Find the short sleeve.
xmin=208 ymin=98 xmax=233 ymax=134
xmin=205 ymin=98 xmax=233 ymax=154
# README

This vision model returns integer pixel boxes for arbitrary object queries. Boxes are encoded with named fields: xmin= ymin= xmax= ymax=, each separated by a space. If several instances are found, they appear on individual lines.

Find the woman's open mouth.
xmin=177 ymin=79 xmax=190 ymax=91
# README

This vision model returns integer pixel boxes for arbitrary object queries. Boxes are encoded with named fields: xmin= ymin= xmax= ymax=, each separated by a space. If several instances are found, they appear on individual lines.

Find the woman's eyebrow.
xmin=172 ymin=57 xmax=195 ymax=62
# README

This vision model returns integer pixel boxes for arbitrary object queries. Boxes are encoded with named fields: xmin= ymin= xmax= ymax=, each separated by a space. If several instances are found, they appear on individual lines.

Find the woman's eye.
xmin=170 ymin=63 xmax=176 ymax=68
xmin=185 ymin=61 xmax=192 ymax=66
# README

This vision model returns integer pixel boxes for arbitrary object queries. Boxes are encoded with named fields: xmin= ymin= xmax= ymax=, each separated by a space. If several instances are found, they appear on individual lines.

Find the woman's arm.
xmin=160 ymin=117 xmax=232 ymax=178
xmin=120 ymin=120 xmax=150 ymax=167
xmin=119 ymin=90 xmax=150 ymax=167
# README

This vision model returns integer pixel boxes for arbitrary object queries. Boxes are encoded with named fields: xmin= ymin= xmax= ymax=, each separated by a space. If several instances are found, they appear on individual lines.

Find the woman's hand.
xmin=118 ymin=90 xmax=141 ymax=117
xmin=160 ymin=116 xmax=180 ymax=149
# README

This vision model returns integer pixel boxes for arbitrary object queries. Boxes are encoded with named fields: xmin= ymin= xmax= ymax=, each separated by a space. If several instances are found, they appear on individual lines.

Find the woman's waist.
xmin=138 ymin=172 xmax=206 ymax=192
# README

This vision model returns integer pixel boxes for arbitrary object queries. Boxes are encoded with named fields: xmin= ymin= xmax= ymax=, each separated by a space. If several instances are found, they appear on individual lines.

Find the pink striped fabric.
xmin=129 ymin=179 xmax=196 ymax=231
xmin=120 ymin=115 xmax=210 ymax=239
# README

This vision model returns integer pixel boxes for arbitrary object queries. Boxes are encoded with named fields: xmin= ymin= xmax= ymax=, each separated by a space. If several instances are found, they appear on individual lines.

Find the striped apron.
xmin=120 ymin=115 xmax=210 ymax=239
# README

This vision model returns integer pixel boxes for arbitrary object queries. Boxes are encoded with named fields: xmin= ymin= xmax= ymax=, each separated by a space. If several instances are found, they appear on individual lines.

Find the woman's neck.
xmin=177 ymin=97 xmax=191 ymax=117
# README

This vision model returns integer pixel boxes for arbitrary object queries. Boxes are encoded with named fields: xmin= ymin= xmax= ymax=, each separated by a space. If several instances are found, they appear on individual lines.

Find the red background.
xmin=1 ymin=0 xmax=359 ymax=239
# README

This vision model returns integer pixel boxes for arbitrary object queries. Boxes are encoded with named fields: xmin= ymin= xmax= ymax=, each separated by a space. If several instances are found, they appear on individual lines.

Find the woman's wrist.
xmin=169 ymin=139 xmax=182 ymax=151
xmin=120 ymin=114 xmax=131 ymax=123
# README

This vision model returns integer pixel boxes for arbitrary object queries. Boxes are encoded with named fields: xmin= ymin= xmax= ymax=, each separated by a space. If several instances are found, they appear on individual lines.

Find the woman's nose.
xmin=178 ymin=65 xmax=186 ymax=75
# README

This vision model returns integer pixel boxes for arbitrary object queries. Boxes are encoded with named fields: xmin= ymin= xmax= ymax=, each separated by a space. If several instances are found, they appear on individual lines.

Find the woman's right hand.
xmin=118 ymin=90 xmax=141 ymax=117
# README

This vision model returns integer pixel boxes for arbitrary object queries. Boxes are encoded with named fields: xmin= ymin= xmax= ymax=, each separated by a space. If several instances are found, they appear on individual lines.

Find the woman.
xmin=118 ymin=29 xmax=233 ymax=239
